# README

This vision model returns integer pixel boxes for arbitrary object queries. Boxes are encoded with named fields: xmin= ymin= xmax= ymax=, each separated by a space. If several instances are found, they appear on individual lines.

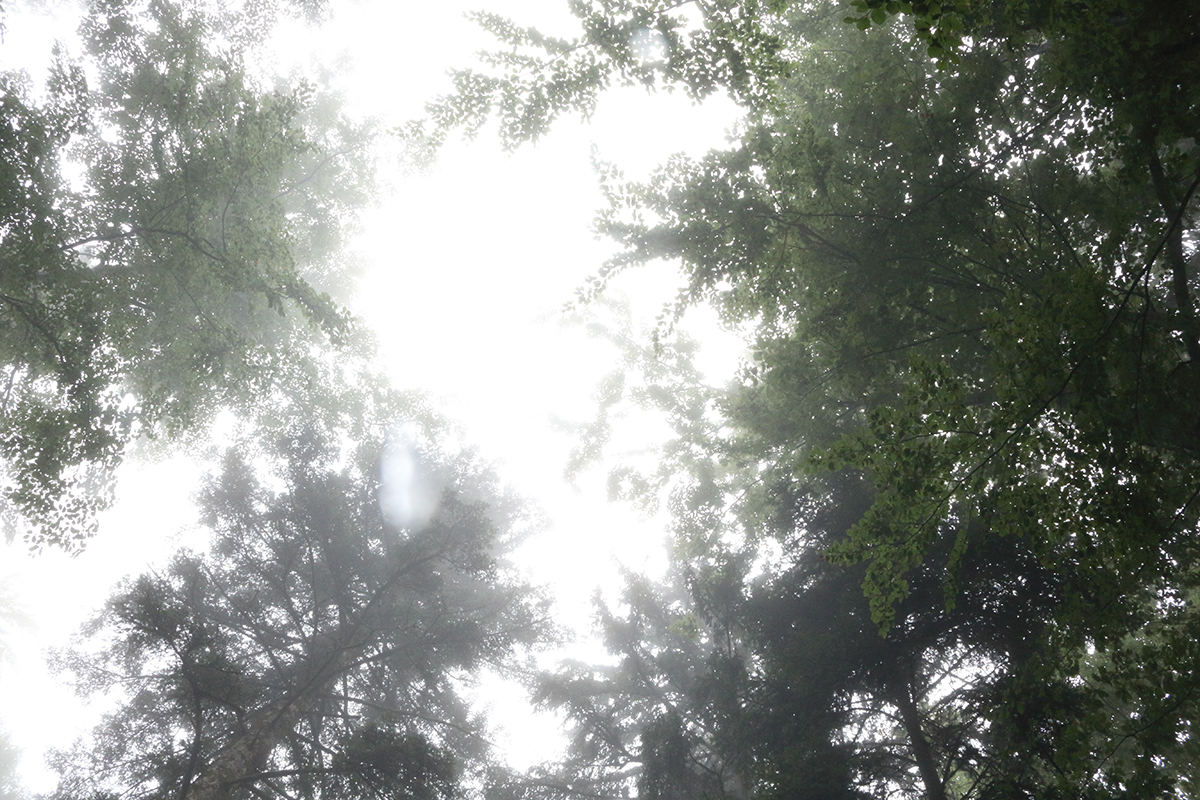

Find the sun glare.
xmin=630 ymin=26 xmax=669 ymax=65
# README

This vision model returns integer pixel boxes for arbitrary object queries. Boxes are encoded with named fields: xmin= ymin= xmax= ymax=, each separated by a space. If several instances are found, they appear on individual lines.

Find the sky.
xmin=0 ymin=0 xmax=746 ymax=787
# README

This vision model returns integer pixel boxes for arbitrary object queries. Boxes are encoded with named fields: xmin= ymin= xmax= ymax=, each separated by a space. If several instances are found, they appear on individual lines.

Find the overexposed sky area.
xmin=0 ymin=0 xmax=746 ymax=787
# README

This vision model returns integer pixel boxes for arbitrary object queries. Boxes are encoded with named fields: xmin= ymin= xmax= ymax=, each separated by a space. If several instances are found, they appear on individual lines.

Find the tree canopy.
xmin=420 ymin=0 xmax=1200 ymax=797
xmin=1 ymin=0 xmax=374 ymax=549
xmin=6 ymin=0 xmax=1200 ymax=797
xmin=49 ymin=385 xmax=549 ymax=800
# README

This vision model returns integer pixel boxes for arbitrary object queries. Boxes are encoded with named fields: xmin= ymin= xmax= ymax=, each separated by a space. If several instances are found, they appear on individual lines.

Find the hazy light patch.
xmin=588 ymin=84 xmax=743 ymax=180
xmin=353 ymin=124 xmax=611 ymax=411
xmin=263 ymin=0 xmax=579 ymax=124
xmin=59 ymin=154 xmax=88 ymax=193
xmin=378 ymin=431 xmax=442 ymax=531
xmin=683 ymin=303 xmax=752 ymax=383
xmin=0 ymin=455 xmax=203 ymax=792
xmin=0 ymin=3 xmax=84 ymax=95
xmin=208 ymin=407 xmax=240 ymax=447
xmin=354 ymin=104 xmax=742 ymax=640
xmin=467 ymin=667 xmax=568 ymax=770
xmin=630 ymin=27 xmax=668 ymax=65
xmin=0 ymin=0 xmax=750 ymax=784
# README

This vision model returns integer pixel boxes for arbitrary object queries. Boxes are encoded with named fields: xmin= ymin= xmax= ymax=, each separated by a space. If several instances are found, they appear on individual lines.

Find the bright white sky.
xmin=0 ymin=0 xmax=746 ymax=788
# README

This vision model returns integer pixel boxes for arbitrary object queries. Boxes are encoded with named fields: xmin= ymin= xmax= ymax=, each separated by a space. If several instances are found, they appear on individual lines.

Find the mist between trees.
xmin=2 ymin=0 xmax=1199 ymax=798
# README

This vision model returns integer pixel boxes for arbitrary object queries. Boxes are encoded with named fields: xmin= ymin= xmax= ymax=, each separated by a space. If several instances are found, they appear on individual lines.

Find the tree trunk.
xmin=894 ymin=683 xmax=947 ymax=800
xmin=182 ymin=702 xmax=296 ymax=800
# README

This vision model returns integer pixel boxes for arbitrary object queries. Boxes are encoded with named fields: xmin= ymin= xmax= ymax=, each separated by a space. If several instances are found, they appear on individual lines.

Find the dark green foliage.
xmin=425 ymin=0 xmax=1200 ymax=796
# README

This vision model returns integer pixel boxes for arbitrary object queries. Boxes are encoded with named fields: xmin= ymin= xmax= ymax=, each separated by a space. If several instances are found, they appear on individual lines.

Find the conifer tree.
xmin=50 ymin=390 xmax=549 ymax=800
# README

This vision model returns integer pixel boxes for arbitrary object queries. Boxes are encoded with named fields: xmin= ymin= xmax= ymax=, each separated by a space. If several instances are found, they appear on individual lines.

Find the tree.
xmin=422 ymin=0 xmax=1200 ymax=795
xmin=409 ymin=0 xmax=790 ymax=159
xmin=48 ymin=386 xmax=550 ymax=800
xmin=0 ymin=0 xmax=374 ymax=549
xmin=489 ymin=565 xmax=753 ymax=800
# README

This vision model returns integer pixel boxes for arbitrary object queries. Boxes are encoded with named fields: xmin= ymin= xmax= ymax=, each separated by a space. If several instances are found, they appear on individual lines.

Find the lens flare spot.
xmin=378 ymin=435 xmax=441 ymax=530
xmin=630 ymin=27 xmax=668 ymax=65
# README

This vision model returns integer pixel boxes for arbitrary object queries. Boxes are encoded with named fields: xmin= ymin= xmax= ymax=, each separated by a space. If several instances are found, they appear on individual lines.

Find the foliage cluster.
xmin=417 ymin=0 xmax=1200 ymax=797
xmin=1 ymin=0 xmax=374 ymax=548
xmin=3 ymin=1 xmax=552 ymax=799
xmin=6 ymin=0 xmax=1200 ymax=798
xmin=49 ymin=384 xmax=549 ymax=800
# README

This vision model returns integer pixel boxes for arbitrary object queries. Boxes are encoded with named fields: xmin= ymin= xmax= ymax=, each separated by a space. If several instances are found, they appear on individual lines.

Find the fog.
xmin=6 ymin=0 xmax=1194 ymax=796
xmin=0 ymin=0 xmax=743 ymax=789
